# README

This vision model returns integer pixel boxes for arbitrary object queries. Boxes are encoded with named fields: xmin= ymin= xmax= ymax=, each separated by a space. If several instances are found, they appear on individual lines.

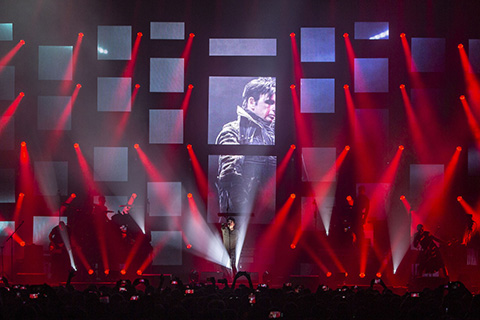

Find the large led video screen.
xmin=207 ymin=154 xmax=276 ymax=224
xmin=208 ymin=76 xmax=276 ymax=145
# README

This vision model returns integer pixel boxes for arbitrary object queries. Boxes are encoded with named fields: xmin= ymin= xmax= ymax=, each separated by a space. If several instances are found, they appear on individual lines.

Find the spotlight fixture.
xmin=20 ymin=141 xmax=26 ymax=147
xmin=19 ymin=193 xmax=25 ymax=197
xmin=457 ymin=146 xmax=462 ymax=152
xmin=186 ymin=244 xmax=192 ymax=249
xmin=290 ymin=32 xmax=295 ymax=37
xmin=20 ymin=241 xmax=25 ymax=247
xmin=78 ymin=33 xmax=84 ymax=37
xmin=326 ymin=272 xmax=332 ymax=278
xmin=88 ymin=269 xmax=94 ymax=275
xmin=359 ymin=273 xmax=365 ymax=278
xmin=458 ymin=44 xmax=463 ymax=49
xmin=457 ymin=196 xmax=463 ymax=202
xmin=137 ymin=32 xmax=143 ymax=37
xmin=76 ymin=84 xmax=82 ymax=88
xmin=71 ymin=193 xmax=76 ymax=198
xmin=20 ymin=40 xmax=25 ymax=45
xmin=134 ymin=143 xmax=139 ymax=149
xmin=399 ymin=84 xmax=405 ymax=89
xmin=74 ymin=143 xmax=79 ymax=149
xmin=290 ymin=144 xmax=296 ymax=149
xmin=136 ymin=270 xmax=142 ymax=276
xmin=376 ymin=272 xmax=382 ymax=278
xmin=187 ymin=144 xmax=192 ymax=150
xmin=400 ymin=195 xmax=406 ymax=200
xmin=104 ymin=269 xmax=110 ymax=275
xmin=343 ymin=84 xmax=349 ymax=89
xmin=120 ymin=269 xmax=126 ymax=275
xmin=400 ymin=33 xmax=406 ymax=38
xmin=188 ymin=84 xmax=194 ymax=89
xmin=290 ymin=84 xmax=295 ymax=89
xmin=290 ymin=244 xmax=296 ymax=249
xmin=189 ymin=33 xmax=195 ymax=38
xmin=290 ymin=193 xmax=296 ymax=199
xmin=345 ymin=145 xmax=350 ymax=151
xmin=460 ymin=95 xmax=466 ymax=100
xmin=19 ymin=92 xmax=25 ymax=97
xmin=135 ymin=84 xmax=140 ymax=89
xmin=187 ymin=193 xmax=193 ymax=198
xmin=399 ymin=145 xmax=404 ymax=150
xmin=343 ymin=33 xmax=349 ymax=38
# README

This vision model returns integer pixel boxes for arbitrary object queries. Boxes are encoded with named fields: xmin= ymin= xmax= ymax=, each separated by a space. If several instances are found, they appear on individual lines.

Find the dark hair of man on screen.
xmin=241 ymin=77 xmax=276 ymax=109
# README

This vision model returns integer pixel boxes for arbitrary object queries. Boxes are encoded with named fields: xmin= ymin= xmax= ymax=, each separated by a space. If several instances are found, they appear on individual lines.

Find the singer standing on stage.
xmin=221 ymin=217 xmax=238 ymax=277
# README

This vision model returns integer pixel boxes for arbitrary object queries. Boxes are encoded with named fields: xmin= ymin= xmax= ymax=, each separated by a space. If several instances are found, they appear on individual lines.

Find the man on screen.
xmin=215 ymin=77 xmax=276 ymax=215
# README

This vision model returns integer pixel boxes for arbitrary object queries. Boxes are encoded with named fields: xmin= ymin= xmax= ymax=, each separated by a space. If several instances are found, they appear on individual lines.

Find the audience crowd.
xmin=1 ymin=271 xmax=479 ymax=319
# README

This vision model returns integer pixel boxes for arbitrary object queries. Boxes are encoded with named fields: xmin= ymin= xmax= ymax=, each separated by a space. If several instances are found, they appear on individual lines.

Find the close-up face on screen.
xmin=208 ymin=76 xmax=276 ymax=145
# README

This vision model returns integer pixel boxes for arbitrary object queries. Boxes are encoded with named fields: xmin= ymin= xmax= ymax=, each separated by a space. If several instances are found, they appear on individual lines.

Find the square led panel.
xmin=207 ymin=154 xmax=276 ymax=224
xmin=411 ymin=38 xmax=445 ymax=72
xmin=147 ymin=182 xmax=182 ymax=216
xmin=37 ymin=96 xmax=71 ymax=130
xmin=469 ymin=39 xmax=480 ymax=74
xmin=354 ymin=22 xmax=389 ymax=40
xmin=149 ymin=109 xmax=183 ymax=144
xmin=209 ymin=39 xmax=277 ymax=56
xmin=301 ymin=196 xmax=334 ymax=232
xmin=150 ymin=22 xmax=184 ymax=40
xmin=97 ymin=26 xmax=132 ymax=60
xmin=208 ymin=76 xmax=276 ymax=144
xmin=301 ymin=147 xmax=337 ymax=182
xmin=151 ymin=231 xmax=182 ymax=265
xmin=354 ymin=58 xmax=388 ymax=93
xmin=0 ymin=24 xmax=13 ymax=41
xmin=410 ymin=164 xmax=444 ymax=203
xmin=468 ymin=147 xmax=480 ymax=176
xmin=300 ymin=78 xmax=335 ymax=113
xmin=0 ymin=116 xmax=14 ymax=150
xmin=0 ymin=66 xmax=15 ymax=100
xmin=0 ymin=169 xmax=15 ymax=203
xmin=33 ymin=216 xmax=67 ymax=248
xmin=150 ymin=58 xmax=184 ymax=92
xmin=301 ymin=27 xmax=335 ymax=62
xmin=34 ymin=161 xmax=68 ymax=196
xmin=38 ymin=46 xmax=72 ymax=80
xmin=97 ymin=77 xmax=131 ymax=112
xmin=0 ymin=221 xmax=15 ymax=237
xmin=93 ymin=147 xmax=128 ymax=182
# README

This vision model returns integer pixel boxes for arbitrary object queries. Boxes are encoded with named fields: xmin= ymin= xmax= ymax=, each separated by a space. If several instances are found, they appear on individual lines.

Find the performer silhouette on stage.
xmin=413 ymin=224 xmax=449 ymax=278
xmin=221 ymin=217 xmax=238 ymax=278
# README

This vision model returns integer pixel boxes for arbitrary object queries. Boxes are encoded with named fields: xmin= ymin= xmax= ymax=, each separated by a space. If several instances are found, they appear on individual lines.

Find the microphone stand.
xmin=1 ymin=220 xmax=24 ymax=280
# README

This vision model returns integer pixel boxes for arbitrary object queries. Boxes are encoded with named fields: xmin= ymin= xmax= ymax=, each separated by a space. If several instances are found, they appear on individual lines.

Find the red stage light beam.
xmin=290 ymin=85 xmax=311 ymax=146
xmin=74 ymin=144 xmax=96 ymax=192
xmin=0 ymin=40 xmax=25 ymax=71
xmin=459 ymin=96 xmax=480 ymax=148
xmin=290 ymin=32 xmax=303 ymax=86
xmin=187 ymin=144 xmax=210 ymax=198
xmin=134 ymin=145 xmax=166 ymax=182
xmin=112 ymin=84 xmax=140 ymax=144
xmin=255 ymin=195 xmax=295 ymax=272
xmin=60 ymin=33 xmax=83 ymax=94
xmin=343 ymin=32 xmax=356 ymax=80
xmin=181 ymin=32 xmax=195 ymax=71
xmin=123 ymin=32 xmax=143 ymax=77
xmin=400 ymin=85 xmax=429 ymax=162
xmin=458 ymin=44 xmax=480 ymax=110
